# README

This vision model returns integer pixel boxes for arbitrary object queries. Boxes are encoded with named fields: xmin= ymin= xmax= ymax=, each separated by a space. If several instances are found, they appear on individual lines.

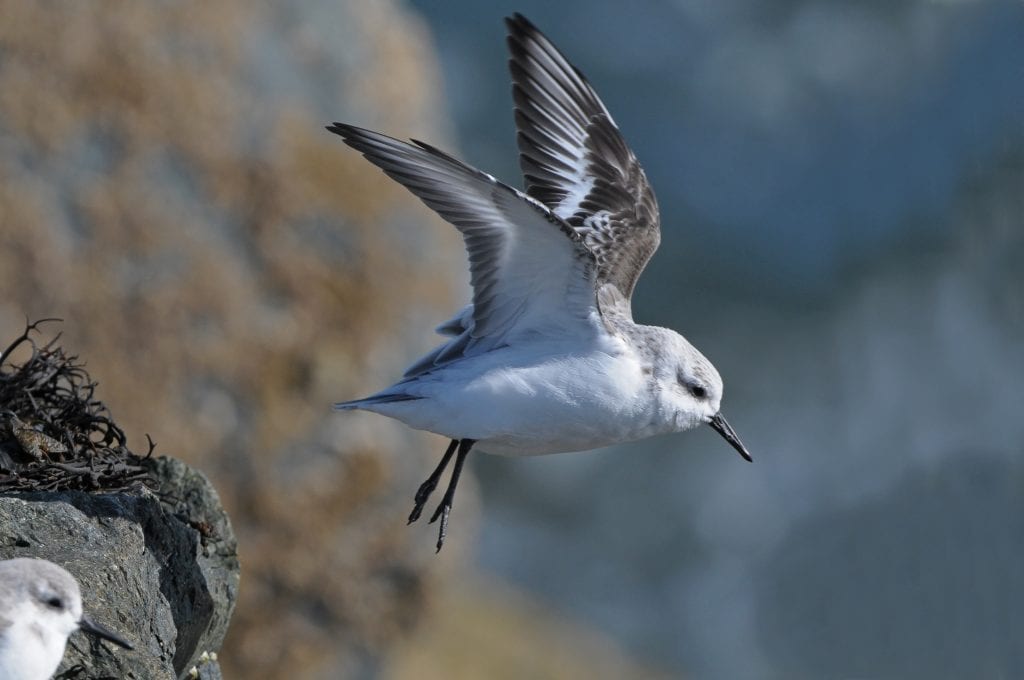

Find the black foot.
xmin=427 ymin=439 xmax=473 ymax=552
xmin=408 ymin=439 xmax=459 ymax=524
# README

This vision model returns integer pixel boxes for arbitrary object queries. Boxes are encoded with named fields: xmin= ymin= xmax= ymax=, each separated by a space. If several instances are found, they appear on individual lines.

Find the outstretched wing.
xmin=506 ymin=13 xmax=661 ymax=303
xmin=328 ymin=123 xmax=599 ymax=377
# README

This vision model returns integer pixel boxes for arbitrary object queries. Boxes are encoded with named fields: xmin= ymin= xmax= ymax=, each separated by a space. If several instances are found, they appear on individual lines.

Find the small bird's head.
xmin=1 ymin=558 xmax=133 ymax=661
xmin=653 ymin=330 xmax=752 ymax=462
xmin=24 ymin=560 xmax=84 ymax=642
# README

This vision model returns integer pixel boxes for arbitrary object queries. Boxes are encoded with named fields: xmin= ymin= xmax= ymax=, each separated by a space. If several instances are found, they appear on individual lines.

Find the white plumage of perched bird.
xmin=331 ymin=13 xmax=751 ymax=551
xmin=0 ymin=558 xmax=132 ymax=680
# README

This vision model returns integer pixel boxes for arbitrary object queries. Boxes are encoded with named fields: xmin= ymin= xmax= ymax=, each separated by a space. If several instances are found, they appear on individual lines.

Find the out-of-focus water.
xmin=409 ymin=1 xmax=1024 ymax=676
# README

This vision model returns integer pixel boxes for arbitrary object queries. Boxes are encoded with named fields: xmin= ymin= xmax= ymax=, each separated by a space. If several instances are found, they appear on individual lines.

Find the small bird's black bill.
xmin=708 ymin=412 xmax=752 ymax=462
xmin=79 ymin=614 xmax=133 ymax=649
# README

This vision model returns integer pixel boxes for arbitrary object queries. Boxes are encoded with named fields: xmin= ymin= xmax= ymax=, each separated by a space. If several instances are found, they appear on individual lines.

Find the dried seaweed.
xmin=0 ymin=319 xmax=155 ymax=493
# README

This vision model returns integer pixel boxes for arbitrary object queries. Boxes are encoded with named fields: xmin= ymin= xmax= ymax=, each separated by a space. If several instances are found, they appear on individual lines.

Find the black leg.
xmin=429 ymin=438 xmax=474 ymax=552
xmin=408 ymin=439 xmax=459 ymax=524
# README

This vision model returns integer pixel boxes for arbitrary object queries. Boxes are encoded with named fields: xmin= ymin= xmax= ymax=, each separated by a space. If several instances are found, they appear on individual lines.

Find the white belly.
xmin=366 ymin=341 xmax=666 ymax=456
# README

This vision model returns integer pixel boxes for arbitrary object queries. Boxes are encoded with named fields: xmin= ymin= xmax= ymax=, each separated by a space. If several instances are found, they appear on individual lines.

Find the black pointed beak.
xmin=79 ymin=613 xmax=133 ymax=649
xmin=708 ymin=412 xmax=752 ymax=462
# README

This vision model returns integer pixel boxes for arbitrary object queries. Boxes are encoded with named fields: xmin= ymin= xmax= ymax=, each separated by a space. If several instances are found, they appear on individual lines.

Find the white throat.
xmin=0 ymin=602 xmax=74 ymax=680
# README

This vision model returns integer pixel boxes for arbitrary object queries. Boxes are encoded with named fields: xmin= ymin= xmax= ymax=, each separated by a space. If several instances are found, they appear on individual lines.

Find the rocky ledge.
xmin=0 ymin=456 xmax=238 ymax=679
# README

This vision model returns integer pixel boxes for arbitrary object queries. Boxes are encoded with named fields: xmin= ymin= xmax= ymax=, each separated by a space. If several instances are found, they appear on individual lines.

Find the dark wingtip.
xmin=505 ymin=13 xmax=539 ymax=40
xmin=324 ymin=123 xmax=393 ymax=158
xmin=326 ymin=122 xmax=350 ymax=137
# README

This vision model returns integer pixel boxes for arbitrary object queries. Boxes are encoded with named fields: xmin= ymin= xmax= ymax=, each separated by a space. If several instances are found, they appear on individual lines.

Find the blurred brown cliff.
xmin=0 ymin=1 xmax=664 ymax=678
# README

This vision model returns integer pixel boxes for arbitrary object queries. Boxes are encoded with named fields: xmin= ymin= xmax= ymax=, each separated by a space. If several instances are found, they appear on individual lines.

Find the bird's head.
xmin=11 ymin=558 xmax=134 ymax=651
xmin=652 ymin=329 xmax=752 ymax=462
xmin=18 ymin=559 xmax=84 ymax=647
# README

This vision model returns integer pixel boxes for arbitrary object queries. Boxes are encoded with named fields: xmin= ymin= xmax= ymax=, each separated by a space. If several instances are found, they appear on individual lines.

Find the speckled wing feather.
xmin=506 ymin=13 xmax=661 ymax=303
xmin=327 ymin=123 xmax=599 ymax=378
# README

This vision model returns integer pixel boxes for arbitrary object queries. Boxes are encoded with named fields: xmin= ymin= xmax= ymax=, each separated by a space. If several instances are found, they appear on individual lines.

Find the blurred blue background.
xmin=409 ymin=0 xmax=1024 ymax=676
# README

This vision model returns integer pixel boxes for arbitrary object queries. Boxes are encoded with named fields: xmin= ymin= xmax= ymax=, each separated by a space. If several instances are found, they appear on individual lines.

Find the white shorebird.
xmin=331 ymin=14 xmax=751 ymax=551
xmin=0 ymin=558 xmax=132 ymax=680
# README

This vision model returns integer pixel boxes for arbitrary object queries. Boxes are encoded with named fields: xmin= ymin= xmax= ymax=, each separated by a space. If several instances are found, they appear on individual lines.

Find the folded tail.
xmin=334 ymin=392 xmax=422 ymax=411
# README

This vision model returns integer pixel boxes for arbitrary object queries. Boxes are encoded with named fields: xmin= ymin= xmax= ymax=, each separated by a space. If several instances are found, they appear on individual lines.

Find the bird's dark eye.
xmin=677 ymin=372 xmax=708 ymax=399
xmin=46 ymin=596 xmax=63 ymax=609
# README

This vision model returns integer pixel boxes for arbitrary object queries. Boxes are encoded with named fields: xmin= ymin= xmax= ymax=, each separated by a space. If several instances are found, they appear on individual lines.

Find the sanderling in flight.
xmin=0 ymin=557 xmax=132 ymax=680
xmin=330 ymin=13 xmax=751 ymax=551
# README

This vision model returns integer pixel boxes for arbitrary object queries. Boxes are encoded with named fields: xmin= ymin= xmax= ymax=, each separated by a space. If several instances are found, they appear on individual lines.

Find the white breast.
xmin=375 ymin=334 xmax=666 ymax=456
xmin=0 ymin=614 xmax=69 ymax=680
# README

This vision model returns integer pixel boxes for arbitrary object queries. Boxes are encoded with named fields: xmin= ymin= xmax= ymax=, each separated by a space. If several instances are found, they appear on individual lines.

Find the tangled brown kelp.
xmin=0 ymin=319 xmax=154 ymax=492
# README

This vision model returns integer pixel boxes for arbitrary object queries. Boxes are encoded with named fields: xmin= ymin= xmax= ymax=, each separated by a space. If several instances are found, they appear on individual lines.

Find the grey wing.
xmin=506 ymin=13 xmax=661 ymax=303
xmin=328 ymin=123 xmax=599 ymax=378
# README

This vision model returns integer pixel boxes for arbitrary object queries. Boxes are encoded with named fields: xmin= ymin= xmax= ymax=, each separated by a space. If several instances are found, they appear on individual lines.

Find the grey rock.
xmin=0 ymin=456 xmax=238 ymax=679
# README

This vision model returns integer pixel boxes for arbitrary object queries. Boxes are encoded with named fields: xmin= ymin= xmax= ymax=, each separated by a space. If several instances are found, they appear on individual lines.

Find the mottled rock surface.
xmin=0 ymin=456 xmax=238 ymax=679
